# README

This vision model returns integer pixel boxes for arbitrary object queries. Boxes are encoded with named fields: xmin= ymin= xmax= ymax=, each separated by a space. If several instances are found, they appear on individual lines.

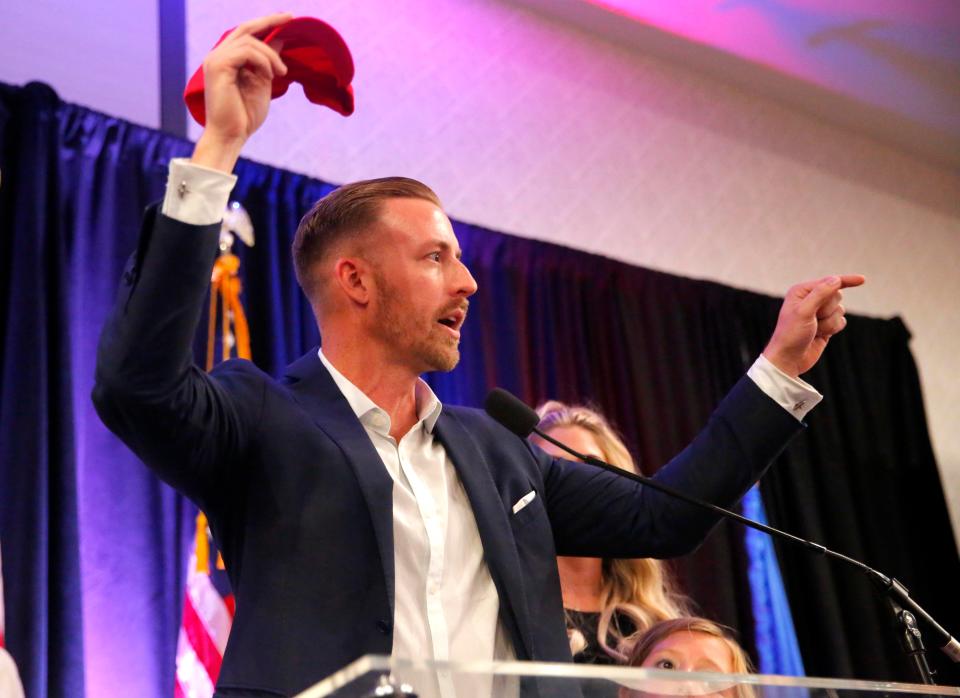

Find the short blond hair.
xmin=292 ymin=177 xmax=441 ymax=302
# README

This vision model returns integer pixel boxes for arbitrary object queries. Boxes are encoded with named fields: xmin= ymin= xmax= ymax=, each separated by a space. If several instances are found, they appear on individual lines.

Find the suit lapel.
xmin=281 ymin=350 xmax=533 ymax=655
xmin=433 ymin=410 xmax=534 ymax=659
xmin=282 ymin=349 xmax=396 ymax=614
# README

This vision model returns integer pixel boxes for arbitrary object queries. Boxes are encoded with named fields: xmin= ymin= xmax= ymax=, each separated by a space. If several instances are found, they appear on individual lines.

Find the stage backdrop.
xmin=1 ymin=82 xmax=958 ymax=697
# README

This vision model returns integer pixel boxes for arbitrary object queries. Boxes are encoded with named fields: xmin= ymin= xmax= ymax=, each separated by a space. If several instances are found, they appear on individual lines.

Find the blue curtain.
xmin=2 ymin=82 xmax=957 ymax=697
xmin=0 ymin=82 xmax=196 ymax=697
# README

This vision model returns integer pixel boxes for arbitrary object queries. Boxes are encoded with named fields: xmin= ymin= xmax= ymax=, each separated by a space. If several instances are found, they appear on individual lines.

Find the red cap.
xmin=184 ymin=16 xmax=355 ymax=126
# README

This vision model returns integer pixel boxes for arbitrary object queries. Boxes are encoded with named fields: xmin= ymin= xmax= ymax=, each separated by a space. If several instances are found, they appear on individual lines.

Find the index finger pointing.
xmin=838 ymin=274 xmax=866 ymax=289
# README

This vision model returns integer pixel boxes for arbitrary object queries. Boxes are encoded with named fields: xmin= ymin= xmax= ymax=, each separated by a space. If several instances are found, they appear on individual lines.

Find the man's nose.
xmin=455 ymin=259 xmax=478 ymax=297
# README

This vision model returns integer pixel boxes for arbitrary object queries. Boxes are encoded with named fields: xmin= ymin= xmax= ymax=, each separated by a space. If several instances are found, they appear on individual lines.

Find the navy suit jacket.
xmin=93 ymin=208 xmax=802 ymax=696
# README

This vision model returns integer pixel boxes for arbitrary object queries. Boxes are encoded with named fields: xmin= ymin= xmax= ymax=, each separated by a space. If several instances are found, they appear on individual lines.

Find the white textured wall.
xmin=187 ymin=0 xmax=960 ymax=545
xmin=0 ymin=0 xmax=159 ymax=127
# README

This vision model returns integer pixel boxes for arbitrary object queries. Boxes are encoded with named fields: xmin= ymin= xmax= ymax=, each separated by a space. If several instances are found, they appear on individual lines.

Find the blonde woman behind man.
xmin=533 ymin=401 xmax=689 ymax=664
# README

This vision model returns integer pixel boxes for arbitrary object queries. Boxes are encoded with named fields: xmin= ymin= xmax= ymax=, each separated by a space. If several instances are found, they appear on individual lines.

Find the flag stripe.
xmin=182 ymin=592 xmax=223 ymax=682
xmin=186 ymin=563 xmax=232 ymax=654
xmin=176 ymin=627 xmax=215 ymax=698
xmin=177 ymin=549 xmax=234 ymax=697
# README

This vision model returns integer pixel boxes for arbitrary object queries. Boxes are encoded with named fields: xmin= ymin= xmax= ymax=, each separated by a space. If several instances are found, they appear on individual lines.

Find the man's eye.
xmin=428 ymin=252 xmax=442 ymax=262
xmin=654 ymin=659 xmax=676 ymax=670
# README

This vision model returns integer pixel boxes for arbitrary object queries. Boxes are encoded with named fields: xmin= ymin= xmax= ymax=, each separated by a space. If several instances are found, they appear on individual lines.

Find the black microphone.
xmin=484 ymin=386 xmax=960 ymax=672
xmin=484 ymin=388 xmax=540 ymax=438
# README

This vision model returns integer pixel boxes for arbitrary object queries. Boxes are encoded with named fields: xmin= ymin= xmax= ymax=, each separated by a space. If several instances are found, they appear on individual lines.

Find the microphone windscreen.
xmin=484 ymin=388 xmax=540 ymax=437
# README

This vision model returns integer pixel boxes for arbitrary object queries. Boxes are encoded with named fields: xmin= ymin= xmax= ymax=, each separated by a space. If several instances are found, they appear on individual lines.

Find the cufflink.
xmin=177 ymin=180 xmax=189 ymax=199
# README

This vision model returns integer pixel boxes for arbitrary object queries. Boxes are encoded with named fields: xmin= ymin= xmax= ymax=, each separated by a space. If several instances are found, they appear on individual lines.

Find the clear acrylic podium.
xmin=294 ymin=655 xmax=960 ymax=698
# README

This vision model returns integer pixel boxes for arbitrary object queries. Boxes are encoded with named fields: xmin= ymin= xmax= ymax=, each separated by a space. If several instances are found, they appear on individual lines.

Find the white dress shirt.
xmin=318 ymin=353 xmax=514 ymax=698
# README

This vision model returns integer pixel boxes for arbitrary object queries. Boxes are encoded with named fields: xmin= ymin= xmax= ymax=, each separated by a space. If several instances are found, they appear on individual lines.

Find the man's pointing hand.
xmin=763 ymin=274 xmax=866 ymax=377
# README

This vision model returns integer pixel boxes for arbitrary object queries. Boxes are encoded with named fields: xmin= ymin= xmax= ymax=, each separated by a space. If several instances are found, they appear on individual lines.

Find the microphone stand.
xmin=531 ymin=426 xmax=959 ymax=684
xmin=886 ymin=587 xmax=936 ymax=685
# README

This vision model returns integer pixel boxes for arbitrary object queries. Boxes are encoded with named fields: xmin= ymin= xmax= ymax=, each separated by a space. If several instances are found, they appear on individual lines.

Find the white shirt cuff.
xmin=747 ymin=354 xmax=823 ymax=422
xmin=161 ymin=157 xmax=238 ymax=226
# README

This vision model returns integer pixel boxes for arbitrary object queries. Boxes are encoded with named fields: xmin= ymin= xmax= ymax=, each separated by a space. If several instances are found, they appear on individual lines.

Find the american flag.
xmin=174 ymin=525 xmax=235 ymax=698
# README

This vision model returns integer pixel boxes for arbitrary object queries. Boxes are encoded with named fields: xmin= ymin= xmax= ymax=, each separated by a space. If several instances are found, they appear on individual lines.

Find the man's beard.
xmin=373 ymin=277 xmax=462 ymax=373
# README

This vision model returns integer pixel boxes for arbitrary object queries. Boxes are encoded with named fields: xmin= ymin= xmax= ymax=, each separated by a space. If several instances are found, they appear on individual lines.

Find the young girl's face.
xmin=639 ymin=630 xmax=735 ymax=673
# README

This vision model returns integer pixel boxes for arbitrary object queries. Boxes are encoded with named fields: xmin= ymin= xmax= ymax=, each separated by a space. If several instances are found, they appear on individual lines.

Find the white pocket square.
xmin=512 ymin=490 xmax=537 ymax=514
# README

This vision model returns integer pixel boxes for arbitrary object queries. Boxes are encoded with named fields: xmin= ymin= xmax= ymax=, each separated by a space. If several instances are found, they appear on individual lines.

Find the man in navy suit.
xmin=93 ymin=13 xmax=863 ymax=697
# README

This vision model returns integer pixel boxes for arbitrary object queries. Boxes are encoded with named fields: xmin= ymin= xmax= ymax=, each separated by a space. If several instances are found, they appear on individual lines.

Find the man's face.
xmin=365 ymin=197 xmax=477 ymax=374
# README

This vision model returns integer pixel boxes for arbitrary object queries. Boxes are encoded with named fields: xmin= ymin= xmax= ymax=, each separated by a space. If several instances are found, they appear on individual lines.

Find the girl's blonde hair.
xmin=535 ymin=401 xmax=690 ymax=662
xmin=625 ymin=616 xmax=754 ymax=673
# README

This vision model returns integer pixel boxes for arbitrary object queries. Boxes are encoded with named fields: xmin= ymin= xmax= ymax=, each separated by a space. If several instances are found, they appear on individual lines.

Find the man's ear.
xmin=333 ymin=256 xmax=372 ymax=305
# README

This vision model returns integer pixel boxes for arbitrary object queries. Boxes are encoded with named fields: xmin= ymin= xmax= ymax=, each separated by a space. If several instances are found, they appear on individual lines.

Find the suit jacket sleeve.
xmin=533 ymin=376 xmax=803 ymax=559
xmin=92 ymin=206 xmax=264 ymax=511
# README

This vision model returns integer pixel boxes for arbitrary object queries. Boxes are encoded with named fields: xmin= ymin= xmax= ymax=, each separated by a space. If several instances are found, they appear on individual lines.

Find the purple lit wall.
xmin=0 ymin=0 xmax=159 ymax=127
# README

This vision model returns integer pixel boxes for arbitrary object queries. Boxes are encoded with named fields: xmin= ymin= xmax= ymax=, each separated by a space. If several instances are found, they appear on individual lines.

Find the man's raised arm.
xmin=91 ymin=14 xmax=292 ymax=507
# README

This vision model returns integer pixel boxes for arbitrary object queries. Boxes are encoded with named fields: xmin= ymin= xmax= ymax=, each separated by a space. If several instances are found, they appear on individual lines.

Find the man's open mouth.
xmin=437 ymin=307 xmax=467 ymax=335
